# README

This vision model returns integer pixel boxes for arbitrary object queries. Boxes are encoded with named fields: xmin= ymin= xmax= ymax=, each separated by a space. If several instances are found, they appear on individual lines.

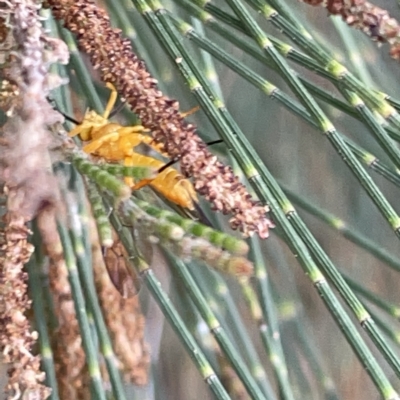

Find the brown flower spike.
xmin=48 ymin=0 xmax=274 ymax=238
xmin=301 ymin=0 xmax=400 ymax=60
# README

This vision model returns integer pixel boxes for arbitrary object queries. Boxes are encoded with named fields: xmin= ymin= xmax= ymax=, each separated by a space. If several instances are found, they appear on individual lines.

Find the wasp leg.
xmin=103 ymin=82 xmax=119 ymax=120
xmin=116 ymin=129 xmax=153 ymax=155
xmin=117 ymin=126 xmax=149 ymax=135
xmin=124 ymin=156 xmax=137 ymax=188
xmin=128 ymin=153 xmax=162 ymax=191
xmin=69 ymin=125 xmax=85 ymax=137
xmin=131 ymin=178 xmax=154 ymax=191
xmin=117 ymin=129 xmax=167 ymax=158
xmin=83 ymin=131 xmax=120 ymax=154
xmin=181 ymin=105 xmax=200 ymax=118
xmin=119 ymin=134 xmax=142 ymax=156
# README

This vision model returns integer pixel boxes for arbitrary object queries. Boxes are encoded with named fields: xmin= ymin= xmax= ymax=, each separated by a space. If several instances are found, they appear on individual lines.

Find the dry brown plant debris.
xmin=0 ymin=209 xmax=50 ymax=400
xmin=0 ymin=0 xmax=69 ymax=398
xmin=47 ymin=231 xmax=90 ymax=400
xmin=300 ymin=0 xmax=400 ymax=60
xmin=47 ymin=0 xmax=274 ymax=239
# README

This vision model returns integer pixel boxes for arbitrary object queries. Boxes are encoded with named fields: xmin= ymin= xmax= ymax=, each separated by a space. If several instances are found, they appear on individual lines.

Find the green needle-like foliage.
xmin=4 ymin=0 xmax=400 ymax=399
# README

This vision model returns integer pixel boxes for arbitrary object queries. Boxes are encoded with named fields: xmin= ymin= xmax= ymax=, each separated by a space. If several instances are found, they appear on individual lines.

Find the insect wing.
xmin=103 ymin=240 xmax=141 ymax=298
xmin=131 ymin=224 xmax=154 ymax=267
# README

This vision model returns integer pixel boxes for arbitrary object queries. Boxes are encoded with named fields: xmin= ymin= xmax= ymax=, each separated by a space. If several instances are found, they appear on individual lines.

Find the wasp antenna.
xmin=61 ymin=112 xmax=81 ymax=125
xmin=193 ymin=201 xmax=215 ymax=228
xmin=109 ymin=100 xmax=127 ymax=119
xmin=157 ymin=158 xmax=178 ymax=174
xmin=157 ymin=139 xmax=224 ymax=174
xmin=47 ymin=97 xmax=81 ymax=125
xmin=206 ymin=139 xmax=224 ymax=146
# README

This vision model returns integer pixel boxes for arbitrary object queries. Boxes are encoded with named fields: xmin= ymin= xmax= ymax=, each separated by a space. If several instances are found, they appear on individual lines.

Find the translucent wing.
xmin=102 ymin=231 xmax=142 ymax=299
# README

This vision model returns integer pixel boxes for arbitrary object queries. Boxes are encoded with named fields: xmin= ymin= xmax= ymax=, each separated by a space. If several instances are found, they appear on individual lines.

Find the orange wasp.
xmin=68 ymin=83 xmax=198 ymax=211
xmin=66 ymin=83 xmax=207 ymax=297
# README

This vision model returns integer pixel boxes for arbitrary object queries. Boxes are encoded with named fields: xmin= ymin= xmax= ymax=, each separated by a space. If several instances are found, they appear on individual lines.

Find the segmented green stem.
xmin=166 ymin=255 xmax=267 ymax=399
xmin=62 ymin=172 xmax=128 ymax=400
xmin=26 ymin=251 xmax=60 ymax=400
xmin=85 ymin=180 xmax=114 ymax=247
xmin=108 ymin=211 xmax=231 ymax=399
xmin=133 ymin=198 xmax=249 ymax=255
xmin=131 ymin=1 xmax=400 ymax=398
xmin=344 ymin=274 xmax=400 ymax=319
xmin=57 ymin=222 xmax=106 ymax=400
xmin=168 ymin=15 xmax=400 ymax=202
xmin=282 ymin=184 xmax=400 ymax=274
xmin=100 ymin=163 xmax=156 ymax=180
xmin=72 ymin=155 xmax=131 ymax=200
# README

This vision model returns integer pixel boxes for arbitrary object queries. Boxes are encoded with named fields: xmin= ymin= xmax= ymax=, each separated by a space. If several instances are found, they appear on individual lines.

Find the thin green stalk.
xmin=285 ymin=207 xmax=400 ymax=381
xmin=343 ymin=274 xmax=400 ymax=319
xmin=133 ymin=198 xmax=249 ymax=255
xmin=72 ymin=155 xmax=131 ymax=200
xmin=58 ymin=26 xmax=103 ymax=114
xmin=27 ymin=251 xmax=60 ymax=400
xmin=367 ymin=308 xmax=400 ymax=346
xmin=168 ymin=15 xmax=400 ymax=191
xmin=63 ymin=173 xmax=127 ymax=400
xmin=281 ymin=184 xmax=400 ymax=274
xmin=190 ymin=18 xmax=224 ymax=99
xmin=166 ymin=255 xmax=268 ymax=400
xmin=57 ymin=222 xmax=106 ymax=400
xmin=223 ymin=0 xmax=400 ymax=239
xmin=108 ymin=211 xmax=231 ymax=400
xmin=337 ymin=87 xmax=400 ymax=171
xmin=85 ymin=180 xmax=114 ymax=248
xmin=188 ymin=264 xmax=276 ymax=399
xmin=331 ymin=17 xmax=375 ymax=87
xmin=132 ymin=1 xmax=400 ymax=398
xmin=349 ymin=145 xmax=400 ymax=188
xmin=243 ymin=0 xmax=400 ymax=127
xmin=99 ymin=164 xmax=156 ymax=180
xmin=245 ymin=238 xmax=295 ymax=400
